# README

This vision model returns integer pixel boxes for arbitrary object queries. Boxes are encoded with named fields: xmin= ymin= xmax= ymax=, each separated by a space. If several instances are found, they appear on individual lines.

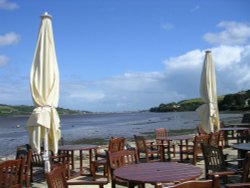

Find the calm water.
xmin=0 ymin=111 xmax=242 ymax=158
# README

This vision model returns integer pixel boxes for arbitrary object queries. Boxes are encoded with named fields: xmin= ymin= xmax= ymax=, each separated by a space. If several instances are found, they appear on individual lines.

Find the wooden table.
xmin=233 ymin=143 xmax=250 ymax=159
xmin=228 ymin=123 xmax=250 ymax=127
xmin=58 ymin=144 xmax=97 ymax=175
xmin=220 ymin=127 xmax=249 ymax=146
xmin=156 ymin=135 xmax=194 ymax=162
xmin=114 ymin=162 xmax=202 ymax=188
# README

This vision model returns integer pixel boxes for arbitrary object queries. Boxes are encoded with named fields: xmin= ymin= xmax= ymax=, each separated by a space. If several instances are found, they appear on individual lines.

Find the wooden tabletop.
xmin=233 ymin=143 xmax=250 ymax=151
xmin=114 ymin=162 xmax=202 ymax=187
xmin=220 ymin=127 xmax=249 ymax=131
xmin=156 ymin=135 xmax=194 ymax=141
xmin=228 ymin=123 xmax=250 ymax=127
xmin=58 ymin=144 xmax=97 ymax=151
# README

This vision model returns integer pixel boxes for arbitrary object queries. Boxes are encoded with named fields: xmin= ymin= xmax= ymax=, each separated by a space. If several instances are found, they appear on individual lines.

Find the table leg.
xmin=70 ymin=151 xmax=74 ymax=170
xmin=128 ymin=182 xmax=136 ymax=188
xmin=167 ymin=140 xmax=171 ymax=161
xmin=224 ymin=131 xmax=229 ymax=147
xmin=80 ymin=150 xmax=83 ymax=174
xmin=180 ymin=140 xmax=183 ymax=162
xmin=160 ymin=140 xmax=167 ymax=162
xmin=185 ymin=139 xmax=189 ymax=160
xmin=155 ymin=183 xmax=162 ymax=188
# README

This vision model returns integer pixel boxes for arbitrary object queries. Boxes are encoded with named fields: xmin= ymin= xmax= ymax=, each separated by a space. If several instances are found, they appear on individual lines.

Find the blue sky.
xmin=0 ymin=0 xmax=250 ymax=112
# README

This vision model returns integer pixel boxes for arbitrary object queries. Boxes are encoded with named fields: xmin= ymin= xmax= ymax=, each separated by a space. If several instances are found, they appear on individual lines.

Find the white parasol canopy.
xmin=196 ymin=50 xmax=220 ymax=133
xmin=27 ymin=12 xmax=60 ymax=172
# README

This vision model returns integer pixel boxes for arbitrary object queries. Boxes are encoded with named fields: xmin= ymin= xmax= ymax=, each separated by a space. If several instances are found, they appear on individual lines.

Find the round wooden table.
xmin=114 ymin=162 xmax=202 ymax=188
xmin=233 ymin=143 xmax=250 ymax=159
xmin=228 ymin=123 xmax=250 ymax=127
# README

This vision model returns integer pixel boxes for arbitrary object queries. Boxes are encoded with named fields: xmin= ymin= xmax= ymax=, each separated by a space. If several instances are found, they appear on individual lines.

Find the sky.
xmin=0 ymin=0 xmax=250 ymax=112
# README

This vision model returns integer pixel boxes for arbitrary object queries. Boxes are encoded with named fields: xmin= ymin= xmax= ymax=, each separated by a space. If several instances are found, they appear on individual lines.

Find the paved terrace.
xmin=31 ymin=139 xmax=242 ymax=188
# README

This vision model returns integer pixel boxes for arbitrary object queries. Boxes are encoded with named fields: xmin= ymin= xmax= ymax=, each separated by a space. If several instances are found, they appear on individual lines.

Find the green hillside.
xmin=0 ymin=104 xmax=89 ymax=117
xmin=150 ymin=90 xmax=250 ymax=112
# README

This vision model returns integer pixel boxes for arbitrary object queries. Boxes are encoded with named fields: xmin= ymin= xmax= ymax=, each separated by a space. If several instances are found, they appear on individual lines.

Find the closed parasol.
xmin=27 ymin=12 xmax=60 ymax=172
xmin=196 ymin=50 xmax=220 ymax=133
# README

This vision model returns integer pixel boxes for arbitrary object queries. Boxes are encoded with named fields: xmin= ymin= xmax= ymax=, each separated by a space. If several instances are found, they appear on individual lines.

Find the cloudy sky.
xmin=0 ymin=0 xmax=250 ymax=112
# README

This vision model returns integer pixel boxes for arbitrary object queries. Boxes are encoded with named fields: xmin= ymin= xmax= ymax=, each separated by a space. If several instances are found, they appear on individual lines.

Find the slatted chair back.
xmin=108 ymin=137 xmax=126 ymax=153
xmin=91 ymin=137 xmax=126 ymax=180
xmin=155 ymin=128 xmax=168 ymax=139
xmin=192 ymin=134 xmax=210 ymax=165
xmin=134 ymin=135 xmax=147 ymax=153
xmin=166 ymin=174 xmax=219 ymax=188
xmin=0 ymin=158 xmax=24 ymax=188
xmin=134 ymin=135 xmax=161 ymax=162
xmin=16 ymin=148 xmax=32 ymax=188
xmin=45 ymin=164 xmax=68 ymax=188
xmin=209 ymin=131 xmax=220 ymax=147
xmin=108 ymin=149 xmax=139 ymax=188
xmin=155 ymin=128 xmax=176 ymax=158
xmin=201 ymin=143 xmax=227 ymax=178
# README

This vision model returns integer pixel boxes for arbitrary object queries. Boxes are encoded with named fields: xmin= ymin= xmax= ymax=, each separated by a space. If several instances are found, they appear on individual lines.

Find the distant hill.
xmin=150 ymin=90 xmax=250 ymax=112
xmin=0 ymin=104 xmax=90 ymax=117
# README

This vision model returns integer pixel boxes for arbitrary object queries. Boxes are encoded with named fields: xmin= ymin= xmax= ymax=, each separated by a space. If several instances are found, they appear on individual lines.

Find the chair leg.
xmin=25 ymin=175 xmax=30 ymax=188
xmin=172 ymin=145 xmax=176 ymax=158
xmin=111 ymin=180 xmax=116 ymax=188
xmin=90 ymin=162 xmax=97 ymax=180
xmin=30 ymin=165 xmax=33 ymax=182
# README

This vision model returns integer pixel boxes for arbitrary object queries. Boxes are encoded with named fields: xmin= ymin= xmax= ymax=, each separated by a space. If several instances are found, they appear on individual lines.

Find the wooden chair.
xmin=26 ymin=144 xmax=70 ymax=181
xmin=45 ymin=164 xmax=108 ymax=188
xmin=225 ymin=152 xmax=250 ymax=187
xmin=91 ymin=137 xmax=126 ymax=180
xmin=201 ymin=143 xmax=240 ymax=182
xmin=155 ymin=128 xmax=176 ymax=158
xmin=16 ymin=148 xmax=32 ymax=188
xmin=108 ymin=149 xmax=144 ymax=188
xmin=219 ymin=121 xmax=225 ymax=147
xmin=26 ymin=144 xmax=44 ymax=182
xmin=134 ymin=135 xmax=162 ymax=162
xmin=0 ymin=158 xmax=24 ymax=188
xmin=163 ymin=175 xmax=219 ymax=188
xmin=180 ymin=134 xmax=210 ymax=165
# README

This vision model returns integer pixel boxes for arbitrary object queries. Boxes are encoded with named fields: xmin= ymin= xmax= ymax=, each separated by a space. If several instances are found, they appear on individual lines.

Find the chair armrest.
xmin=67 ymin=177 xmax=108 ymax=186
xmin=208 ymin=171 xmax=237 ymax=177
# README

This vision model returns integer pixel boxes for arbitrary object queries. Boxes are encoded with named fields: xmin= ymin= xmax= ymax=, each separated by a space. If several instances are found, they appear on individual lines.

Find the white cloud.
xmin=204 ymin=22 xmax=250 ymax=45
xmin=163 ymin=45 xmax=250 ymax=96
xmin=58 ymin=44 xmax=250 ymax=112
xmin=0 ymin=0 xmax=18 ymax=10
xmin=0 ymin=55 xmax=9 ymax=67
xmin=164 ymin=49 xmax=203 ymax=70
xmin=0 ymin=32 xmax=20 ymax=47
xmin=2 ymin=44 xmax=250 ymax=112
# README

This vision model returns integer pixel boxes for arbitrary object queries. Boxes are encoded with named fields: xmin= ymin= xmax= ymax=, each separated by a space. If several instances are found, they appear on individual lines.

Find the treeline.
xmin=150 ymin=90 xmax=250 ymax=112
xmin=0 ymin=104 xmax=89 ymax=117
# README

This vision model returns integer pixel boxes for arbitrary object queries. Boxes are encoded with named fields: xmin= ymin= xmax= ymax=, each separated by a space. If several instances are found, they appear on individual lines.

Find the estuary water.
xmin=0 ymin=111 xmax=243 ymax=158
